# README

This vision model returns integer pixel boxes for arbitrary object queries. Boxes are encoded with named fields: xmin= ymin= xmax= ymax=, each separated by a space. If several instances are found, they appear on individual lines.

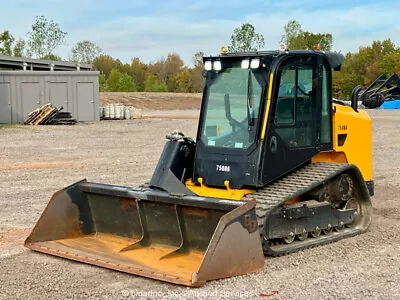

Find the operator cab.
xmin=192 ymin=47 xmax=344 ymax=189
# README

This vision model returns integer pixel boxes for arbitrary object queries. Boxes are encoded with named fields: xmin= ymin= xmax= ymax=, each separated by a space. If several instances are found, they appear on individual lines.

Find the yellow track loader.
xmin=25 ymin=47 xmax=373 ymax=287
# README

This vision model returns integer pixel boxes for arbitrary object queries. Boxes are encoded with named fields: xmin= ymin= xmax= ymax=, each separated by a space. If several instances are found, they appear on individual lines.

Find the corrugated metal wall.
xmin=0 ymin=71 xmax=100 ymax=123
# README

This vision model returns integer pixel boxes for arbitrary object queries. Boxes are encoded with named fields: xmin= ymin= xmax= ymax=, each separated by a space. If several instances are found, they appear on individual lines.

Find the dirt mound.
xmin=100 ymin=92 xmax=202 ymax=110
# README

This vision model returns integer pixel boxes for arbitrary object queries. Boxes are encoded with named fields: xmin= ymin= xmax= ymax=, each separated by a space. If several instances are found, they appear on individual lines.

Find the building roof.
xmin=0 ymin=54 xmax=92 ymax=71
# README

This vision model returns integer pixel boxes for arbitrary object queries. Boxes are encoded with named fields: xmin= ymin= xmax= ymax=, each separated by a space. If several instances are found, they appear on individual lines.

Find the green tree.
xmin=175 ymin=68 xmax=190 ymax=93
xmin=229 ymin=23 xmax=265 ymax=52
xmin=149 ymin=57 xmax=168 ymax=83
xmin=188 ymin=51 xmax=205 ymax=92
xmin=99 ymin=73 xmax=107 ymax=92
xmin=144 ymin=74 xmax=168 ymax=92
xmin=70 ymin=40 xmax=102 ymax=63
xmin=193 ymin=51 xmax=204 ymax=67
xmin=334 ymin=39 xmax=400 ymax=99
xmin=281 ymin=20 xmax=302 ymax=47
xmin=165 ymin=53 xmax=184 ymax=91
xmin=0 ymin=30 xmax=14 ymax=56
xmin=41 ymin=53 xmax=62 ymax=61
xmin=0 ymin=31 xmax=27 ymax=57
xmin=92 ymin=55 xmax=122 ymax=78
xmin=118 ymin=73 xmax=137 ymax=92
xmin=118 ymin=63 xmax=132 ymax=75
xmin=380 ymin=50 xmax=400 ymax=75
xmin=129 ymin=58 xmax=148 ymax=92
xmin=105 ymin=69 xmax=120 ymax=92
xmin=13 ymin=38 xmax=25 ymax=57
xmin=27 ymin=16 xmax=67 ymax=58
xmin=291 ymin=32 xmax=333 ymax=51
xmin=148 ymin=53 xmax=184 ymax=91
xmin=281 ymin=20 xmax=332 ymax=51
xmin=105 ymin=69 xmax=136 ymax=92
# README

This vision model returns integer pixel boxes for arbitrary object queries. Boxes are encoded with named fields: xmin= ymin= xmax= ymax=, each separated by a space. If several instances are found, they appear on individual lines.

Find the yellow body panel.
xmin=312 ymin=104 xmax=373 ymax=181
xmin=185 ymin=178 xmax=255 ymax=200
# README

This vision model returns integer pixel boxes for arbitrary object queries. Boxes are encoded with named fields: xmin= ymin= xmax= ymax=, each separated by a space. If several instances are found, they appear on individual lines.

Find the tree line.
xmin=1 ymin=16 xmax=400 ymax=97
xmin=332 ymin=39 xmax=400 ymax=99
xmin=93 ymin=52 xmax=204 ymax=93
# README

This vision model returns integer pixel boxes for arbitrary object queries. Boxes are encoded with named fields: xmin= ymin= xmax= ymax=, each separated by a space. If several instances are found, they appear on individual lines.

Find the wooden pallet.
xmin=24 ymin=103 xmax=76 ymax=125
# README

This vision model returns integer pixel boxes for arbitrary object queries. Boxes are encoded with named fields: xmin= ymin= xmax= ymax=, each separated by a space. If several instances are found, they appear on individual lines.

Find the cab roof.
xmin=203 ymin=50 xmax=344 ymax=71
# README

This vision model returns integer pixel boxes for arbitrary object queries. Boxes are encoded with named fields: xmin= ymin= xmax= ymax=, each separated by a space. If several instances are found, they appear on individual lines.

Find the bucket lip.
xmin=26 ymin=242 xmax=202 ymax=287
xmin=79 ymin=181 xmax=247 ymax=211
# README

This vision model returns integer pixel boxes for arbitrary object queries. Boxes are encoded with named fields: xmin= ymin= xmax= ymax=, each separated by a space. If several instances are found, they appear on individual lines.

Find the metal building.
xmin=0 ymin=55 xmax=100 ymax=123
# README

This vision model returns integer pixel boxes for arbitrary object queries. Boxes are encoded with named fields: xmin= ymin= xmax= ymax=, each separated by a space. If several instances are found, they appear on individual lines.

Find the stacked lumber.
xmin=52 ymin=111 xmax=77 ymax=125
xmin=24 ymin=103 xmax=77 ymax=125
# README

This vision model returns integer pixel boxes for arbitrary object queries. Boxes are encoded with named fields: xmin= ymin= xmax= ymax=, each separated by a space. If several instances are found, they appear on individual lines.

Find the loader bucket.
xmin=25 ymin=180 xmax=264 ymax=287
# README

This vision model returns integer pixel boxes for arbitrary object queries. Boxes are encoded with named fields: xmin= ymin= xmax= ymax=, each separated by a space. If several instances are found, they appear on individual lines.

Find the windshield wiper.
xmin=247 ymin=70 xmax=254 ymax=127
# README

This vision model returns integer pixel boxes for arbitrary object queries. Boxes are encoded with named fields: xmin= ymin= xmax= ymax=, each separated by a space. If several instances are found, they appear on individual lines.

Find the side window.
xmin=276 ymin=65 xmax=296 ymax=125
xmin=274 ymin=61 xmax=315 ymax=148
xmin=321 ymin=64 xmax=331 ymax=144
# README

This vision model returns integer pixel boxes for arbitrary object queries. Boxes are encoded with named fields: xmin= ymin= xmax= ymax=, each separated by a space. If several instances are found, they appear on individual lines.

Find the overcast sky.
xmin=1 ymin=0 xmax=399 ymax=66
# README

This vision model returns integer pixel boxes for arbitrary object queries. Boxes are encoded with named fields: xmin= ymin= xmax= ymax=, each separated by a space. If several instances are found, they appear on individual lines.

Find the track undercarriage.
xmin=244 ymin=162 xmax=372 ymax=256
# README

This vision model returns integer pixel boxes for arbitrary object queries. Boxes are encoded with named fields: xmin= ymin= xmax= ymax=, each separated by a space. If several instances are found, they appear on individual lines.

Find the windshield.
xmin=201 ymin=67 xmax=263 ymax=149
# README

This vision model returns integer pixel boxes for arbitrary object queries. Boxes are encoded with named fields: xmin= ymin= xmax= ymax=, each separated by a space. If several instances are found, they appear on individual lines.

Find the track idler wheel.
xmin=344 ymin=197 xmax=360 ymax=228
xmin=334 ymin=222 xmax=345 ymax=231
xmin=310 ymin=227 xmax=321 ymax=238
xmin=322 ymin=224 xmax=333 ymax=235
xmin=282 ymin=232 xmax=295 ymax=244
xmin=296 ymin=230 xmax=308 ymax=241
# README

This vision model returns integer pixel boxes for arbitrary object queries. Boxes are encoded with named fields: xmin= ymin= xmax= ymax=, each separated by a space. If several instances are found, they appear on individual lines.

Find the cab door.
xmin=260 ymin=55 xmax=323 ymax=184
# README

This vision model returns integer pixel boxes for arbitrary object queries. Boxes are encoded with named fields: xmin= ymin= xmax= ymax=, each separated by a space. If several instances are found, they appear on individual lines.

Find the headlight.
xmin=204 ymin=61 xmax=212 ymax=71
xmin=250 ymin=59 xmax=260 ymax=69
xmin=241 ymin=59 xmax=250 ymax=69
xmin=213 ymin=61 xmax=222 ymax=71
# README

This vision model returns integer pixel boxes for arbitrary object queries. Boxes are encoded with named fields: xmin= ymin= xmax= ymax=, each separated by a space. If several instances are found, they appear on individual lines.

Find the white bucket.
xmin=124 ymin=107 xmax=131 ymax=119
xmin=105 ymin=105 xmax=110 ymax=119
xmin=99 ymin=107 xmax=104 ymax=119
xmin=115 ymin=104 xmax=121 ymax=119
xmin=120 ymin=104 xmax=126 ymax=119
xmin=110 ymin=104 xmax=115 ymax=119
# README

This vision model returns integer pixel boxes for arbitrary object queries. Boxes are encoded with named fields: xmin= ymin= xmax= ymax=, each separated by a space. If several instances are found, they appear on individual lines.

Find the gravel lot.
xmin=1 ymin=110 xmax=400 ymax=300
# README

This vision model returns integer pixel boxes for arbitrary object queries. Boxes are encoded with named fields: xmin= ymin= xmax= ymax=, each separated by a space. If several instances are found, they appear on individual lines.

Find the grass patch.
xmin=0 ymin=123 xmax=23 ymax=129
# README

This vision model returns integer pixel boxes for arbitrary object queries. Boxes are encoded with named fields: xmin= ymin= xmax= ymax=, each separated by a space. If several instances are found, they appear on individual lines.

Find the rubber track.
xmin=242 ymin=162 xmax=369 ymax=256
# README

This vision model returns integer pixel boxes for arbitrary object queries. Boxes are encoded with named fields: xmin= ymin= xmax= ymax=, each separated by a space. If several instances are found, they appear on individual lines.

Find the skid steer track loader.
xmin=25 ymin=46 xmax=373 ymax=287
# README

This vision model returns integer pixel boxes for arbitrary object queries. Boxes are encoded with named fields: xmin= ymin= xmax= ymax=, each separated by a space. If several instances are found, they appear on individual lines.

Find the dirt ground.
xmin=100 ymin=92 xmax=202 ymax=110
xmin=1 ymin=109 xmax=400 ymax=299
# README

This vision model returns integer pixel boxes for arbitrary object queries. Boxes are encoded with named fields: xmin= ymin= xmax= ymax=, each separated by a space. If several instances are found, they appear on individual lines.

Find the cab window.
xmin=274 ymin=59 xmax=315 ymax=148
